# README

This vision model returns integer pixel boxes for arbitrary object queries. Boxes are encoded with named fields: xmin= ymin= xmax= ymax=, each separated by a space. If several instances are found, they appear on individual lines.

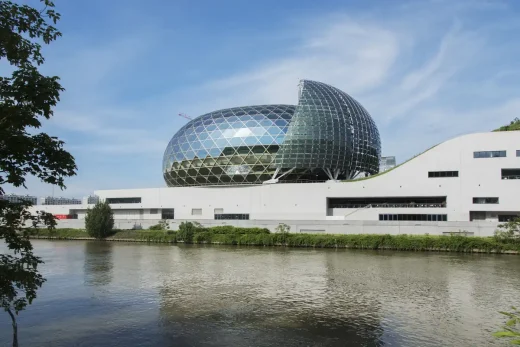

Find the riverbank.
xmin=28 ymin=228 xmax=520 ymax=254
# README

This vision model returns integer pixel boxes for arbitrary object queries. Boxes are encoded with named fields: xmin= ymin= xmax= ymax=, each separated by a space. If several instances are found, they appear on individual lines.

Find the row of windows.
xmin=474 ymin=150 xmax=506 ymax=158
xmin=106 ymin=197 xmax=142 ymax=204
xmin=473 ymin=197 xmax=499 ymax=204
xmin=474 ymin=150 xmax=520 ymax=158
xmin=329 ymin=197 xmax=446 ymax=209
xmin=428 ymin=171 xmax=458 ymax=178
xmin=379 ymin=214 xmax=448 ymax=221
xmin=424 ymin=169 xmax=520 ymax=180
xmin=214 ymin=214 xmax=250 ymax=220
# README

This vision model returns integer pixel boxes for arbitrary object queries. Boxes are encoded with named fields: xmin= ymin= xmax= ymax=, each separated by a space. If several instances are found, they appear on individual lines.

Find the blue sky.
xmin=6 ymin=0 xmax=520 ymax=197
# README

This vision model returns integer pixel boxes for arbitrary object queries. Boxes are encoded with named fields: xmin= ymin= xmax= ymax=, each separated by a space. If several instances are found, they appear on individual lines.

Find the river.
xmin=0 ymin=240 xmax=519 ymax=346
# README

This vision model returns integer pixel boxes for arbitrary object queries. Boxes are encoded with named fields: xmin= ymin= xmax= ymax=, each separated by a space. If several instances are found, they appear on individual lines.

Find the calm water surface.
xmin=1 ymin=240 xmax=519 ymax=347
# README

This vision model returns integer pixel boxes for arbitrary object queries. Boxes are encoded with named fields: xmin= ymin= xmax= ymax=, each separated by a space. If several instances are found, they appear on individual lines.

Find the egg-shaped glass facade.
xmin=163 ymin=80 xmax=381 ymax=187
xmin=163 ymin=105 xmax=295 ymax=186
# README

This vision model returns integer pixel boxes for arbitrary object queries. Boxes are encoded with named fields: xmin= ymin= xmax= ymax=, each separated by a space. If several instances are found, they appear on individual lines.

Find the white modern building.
xmin=30 ymin=131 xmax=520 ymax=236
xmin=24 ymin=80 xmax=520 ymax=236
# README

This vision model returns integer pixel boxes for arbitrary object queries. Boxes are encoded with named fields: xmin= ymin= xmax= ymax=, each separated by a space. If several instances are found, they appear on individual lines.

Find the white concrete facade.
xmin=31 ymin=132 xmax=520 ymax=235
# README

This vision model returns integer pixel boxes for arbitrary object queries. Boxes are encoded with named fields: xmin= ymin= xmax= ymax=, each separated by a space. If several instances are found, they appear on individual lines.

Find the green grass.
xmin=29 ymin=228 xmax=520 ymax=253
xmin=493 ymin=118 xmax=520 ymax=132
xmin=343 ymin=144 xmax=439 ymax=182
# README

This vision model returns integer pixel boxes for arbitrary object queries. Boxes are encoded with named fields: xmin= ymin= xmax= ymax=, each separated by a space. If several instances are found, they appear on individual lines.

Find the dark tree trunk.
xmin=7 ymin=308 xmax=18 ymax=347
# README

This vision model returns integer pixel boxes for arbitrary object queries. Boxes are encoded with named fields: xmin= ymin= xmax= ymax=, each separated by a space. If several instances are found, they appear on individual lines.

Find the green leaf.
xmin=494 ymin=331 xmax=519 ymax=338
xmin=507 ymin=319 xmax=519 ymax=327
xmin=510 ymin=340 xmax=520 ymax=345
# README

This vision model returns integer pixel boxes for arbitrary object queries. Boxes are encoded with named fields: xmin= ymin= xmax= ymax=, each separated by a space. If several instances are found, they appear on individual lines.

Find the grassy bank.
xmin=28 ymin=227 xmax=520 ymax=254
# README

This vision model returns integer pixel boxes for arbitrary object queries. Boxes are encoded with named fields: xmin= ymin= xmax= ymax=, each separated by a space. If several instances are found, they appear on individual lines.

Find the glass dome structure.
xmin=163 ymin=80 xmax=381 ymax=187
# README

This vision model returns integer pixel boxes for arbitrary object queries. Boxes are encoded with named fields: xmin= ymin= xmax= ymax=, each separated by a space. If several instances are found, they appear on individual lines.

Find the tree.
xmin=177 ymin=221 xmax=196 ymax=243
xmin=275 ymin=223 xmax=290 ymax=244
xmin=493 ymin=306 xmax=520 ymax=345
xmin=494 ymin=217 xmax=520 ymax=242
xmin=0 ymin=1 xmax=76 ymax=346
xmin=85 ymin=201 xmax=114 ymax=239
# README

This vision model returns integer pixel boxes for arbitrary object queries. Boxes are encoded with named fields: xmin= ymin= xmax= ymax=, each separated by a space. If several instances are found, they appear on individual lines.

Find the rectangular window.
xmin=472 ymin=197 xmax=499 ymax=204
xmin=214 ymin=208 xmax=224 ymax=214
xmin=502 ymin=168 xmax=520 ymax=180
xmin=473 ymin=150 xmax=506 ymax=158
xmin=328 ymin=196 xmax=446 ymax=209
xmin=161 ymin=209 xmax=174 ymax=220
xmin=191 ymin=208 xmax=202 ymax=216
xmin=428 ymin=171 xmax=459 ymax=178
xmin=517 ymin=150 xmax=520 ymax=157
xmin=378 ymin=214 xmax=447 ymax=221
xmin=105 ymin=197 xmax=141 ymax=204
xmin=498 ymin=215 xmax=519 ymax=222
xmin=150 ymin=209 xmax=158 ymax=214
xmin=214 ymin=214 xmax=249 ymax=220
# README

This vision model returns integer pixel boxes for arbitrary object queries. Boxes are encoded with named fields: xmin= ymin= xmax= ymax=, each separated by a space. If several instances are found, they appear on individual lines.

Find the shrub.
xmin=275 ymin=223 xmax=290 ymax=244
xmin=495 ymin=217 xmax=520 ymax=243
xmin=177 ymin=221 xmax=198 ymax=243
xmin=149 ymin=220 xmax=170 ymax=230
xmin=85 ymin=201 xmax=114 ymax=239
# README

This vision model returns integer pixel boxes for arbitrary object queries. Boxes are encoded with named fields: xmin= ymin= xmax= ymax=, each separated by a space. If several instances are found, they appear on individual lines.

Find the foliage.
xmin=85 ymin=201 xmax=114 ymax=239
xmin=28 ymin=228 xmax=520 ymax=253
xmin=177 ymin=221 xmax=200 ymax=243
xmin=495 ymin=218 xmax=520 ymax=243
xmin=0 ymin=1 xmax=76 ymax=345
xmin=275 ymin=223 xmax=290 ymax=244
xmin=493 ymin=306 xmax=520 ymax=345
xmin=494 ymin=118 xmax=520 ymax=132
xmin=28 ymin=227 xmax=88 ymax=238
xmin=149 ymin=220 xmax=170 ymax=230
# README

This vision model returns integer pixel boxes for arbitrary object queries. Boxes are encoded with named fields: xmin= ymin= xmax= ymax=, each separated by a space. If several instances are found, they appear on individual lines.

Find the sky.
xmin=5 ymin=0 xmax=520 ymax=198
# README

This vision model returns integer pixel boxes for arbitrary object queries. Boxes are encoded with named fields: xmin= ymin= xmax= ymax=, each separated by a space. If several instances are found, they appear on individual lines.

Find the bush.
xmin=495 ymin=218 xmax=520 ymax=243
xmin=149 ymin=220 xmax=170 ymax=230
xmin=85 ymin=201 xmax=114 ymax=239
xmin=177 ymin=221 xmax=198 ymax=243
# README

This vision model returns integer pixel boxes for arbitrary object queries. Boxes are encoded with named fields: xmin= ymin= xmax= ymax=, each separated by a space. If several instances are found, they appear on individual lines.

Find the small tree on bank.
xmin=275 ymin=223 xmax=290 ymax=244
xmin=494 ymin=217 xmax=520 ymax=242
xmin=85 ymin=201 xmax=114 ymax=239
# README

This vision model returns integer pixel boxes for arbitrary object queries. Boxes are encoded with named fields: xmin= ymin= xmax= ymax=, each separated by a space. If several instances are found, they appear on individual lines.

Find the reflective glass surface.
xmin=163 ymin=80 xmax=382 ymax=186
xmin=163 ymin=105 xmax=295 ymax=186
xmin=273 ymin=80 xmax=381 ymax=178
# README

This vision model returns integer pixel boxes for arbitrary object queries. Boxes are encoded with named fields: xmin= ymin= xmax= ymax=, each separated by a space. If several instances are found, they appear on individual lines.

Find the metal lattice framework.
xmin=273 ymin=80 xmax=381 ymax=180
xmin=163 ymin=105 xmax=296 ymax=186
xmin=163 ymin=80 xmax=381 ymax=187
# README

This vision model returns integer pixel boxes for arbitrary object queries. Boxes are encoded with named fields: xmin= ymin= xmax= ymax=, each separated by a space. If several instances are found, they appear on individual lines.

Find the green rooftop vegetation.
xmin=343 ymin=143 xmax=439 ymax=182
xmin=494 ymin=117 xmax=520 ymax=132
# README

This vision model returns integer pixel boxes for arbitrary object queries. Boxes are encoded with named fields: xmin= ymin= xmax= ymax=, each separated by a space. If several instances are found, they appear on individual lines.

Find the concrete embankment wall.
xmin=54 ymin=219 xmax=499 ymax=237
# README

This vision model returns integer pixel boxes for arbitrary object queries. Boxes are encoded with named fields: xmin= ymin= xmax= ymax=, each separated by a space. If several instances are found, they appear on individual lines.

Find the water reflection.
xmin=0 ymin=242 xmax=519 ymax=347
xmin=83 ymin=241 xmax=113 ymax=286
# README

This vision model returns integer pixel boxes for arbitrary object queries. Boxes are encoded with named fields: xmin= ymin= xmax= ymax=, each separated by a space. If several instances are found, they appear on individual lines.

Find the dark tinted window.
xmin=329 ymin=196 xmax=446 ymax=208
xmin=473 ymin=151 xmax=506 ymax=158
xmin=472 ymin=197 xmax=499 ymax=204
xmin=428 ymin=171 xmax=459 ymax=178
xmin=105 ymin=197 xmax=141 ymax=204
xmin=378 ymin=214 xmax=447 ymax=221
xmin=214 ymin=214 xmax=249 ymax=220
xmin=161 ymin=209 xmax=174 ymax=219
xmin=502 ymin=169 xmax=520 ymax=180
